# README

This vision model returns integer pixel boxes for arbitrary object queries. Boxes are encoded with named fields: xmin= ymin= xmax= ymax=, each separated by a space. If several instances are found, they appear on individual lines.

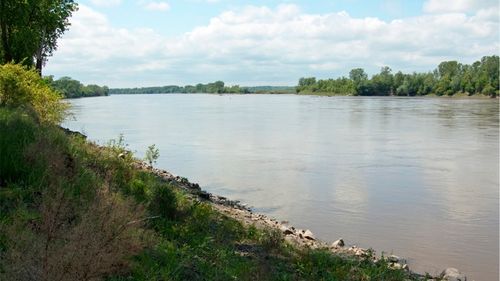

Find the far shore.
xmin=101 ymin=91 xmax=499 ymax=100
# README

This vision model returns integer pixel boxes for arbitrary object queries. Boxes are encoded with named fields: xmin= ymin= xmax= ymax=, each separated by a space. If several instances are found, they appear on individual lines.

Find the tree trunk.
xmin=35 ymin=38 xmax=44 ymax=75
xmin=0 ymin=0 xmax=13 ymax=63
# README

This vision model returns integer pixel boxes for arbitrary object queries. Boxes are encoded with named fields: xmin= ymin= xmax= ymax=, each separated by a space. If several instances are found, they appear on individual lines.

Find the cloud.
xmin=45 ymin=4 xmax=499 ymax=87
xmin=423 ymin=0 xmax=498 ymax=13
xmin=143 ymin=1 xmax=170 ymax=11
xmin=89 ymin=0 xmax=122 ymax=7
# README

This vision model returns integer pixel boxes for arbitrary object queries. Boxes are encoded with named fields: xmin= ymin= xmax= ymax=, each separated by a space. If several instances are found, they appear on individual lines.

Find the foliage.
xmin=0 ymin=0 xmax=78 ymax=74
xmin=0 ymin=63 xmax=67 ymax=123
xmin=145 ymin=144 xmax=160 ymax=167
xmin=110 ymin=83 xmax=298 ymax=95
xmin=47 ymin=76 xmax=110 ymax=98
xmin=297 ymin=55 xmax=499 ymax=97
xmin=111 ymin=81 xmax=251 ymax=95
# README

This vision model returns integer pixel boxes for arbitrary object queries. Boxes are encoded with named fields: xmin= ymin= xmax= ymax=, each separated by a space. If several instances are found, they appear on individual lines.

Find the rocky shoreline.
xmin=132 ymin=160 xmax=469 ymax=281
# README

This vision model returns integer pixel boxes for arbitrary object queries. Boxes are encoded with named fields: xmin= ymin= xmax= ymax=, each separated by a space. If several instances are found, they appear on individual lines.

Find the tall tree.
xmin=0 ymin=0 xmax=77 ymax=74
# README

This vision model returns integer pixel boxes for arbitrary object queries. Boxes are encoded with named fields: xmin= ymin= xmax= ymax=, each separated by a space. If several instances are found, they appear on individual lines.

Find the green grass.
xmin=0 ymin=106 xmax=423 ymax=281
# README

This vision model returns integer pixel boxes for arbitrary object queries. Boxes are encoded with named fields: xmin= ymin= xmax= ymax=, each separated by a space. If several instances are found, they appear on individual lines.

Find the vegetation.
xmin=297 ymin=56 xmax=499 ymax=97
xmin=0 ymin=64 xmax=423 ymax=280
xmin=240 ymin=86 xmax=295 ymax=94
xmin=110 ymin=81 xmax=249 ymax=95
xmin=145 ymin=144 xmax=160 ymax=167
xmin=110 ymin=84 xmax=296 ymax=95
xmin=47 ymin=76 xmax=109 ymax=98
xmin=0 ymin=63 xmax=67 ymax=123
xmin=0 ymin=0 xmax=77 ymax=74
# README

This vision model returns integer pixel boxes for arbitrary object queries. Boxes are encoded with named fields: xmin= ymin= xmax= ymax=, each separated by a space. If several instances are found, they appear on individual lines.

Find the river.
xmin=63 ymin=94 xmax=499 ymax=280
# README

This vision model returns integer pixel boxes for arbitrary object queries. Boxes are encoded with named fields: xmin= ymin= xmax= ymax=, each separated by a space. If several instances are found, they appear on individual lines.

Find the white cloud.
xmin=45 ymin=4 xmax=500 ymax=87
xmin=89 ymin=0 xmax=122 ymax=7
xmin=423 ymin=0 xmax=498 ymax=13
xmin=143 ymin=1 xmax=170 ymax=11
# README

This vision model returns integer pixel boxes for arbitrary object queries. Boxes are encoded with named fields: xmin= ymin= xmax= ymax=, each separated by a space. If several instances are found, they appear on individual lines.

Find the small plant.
xmin=107 ymin=134 xmax=128 ymax=153
xmin=145 ymin=144 xmax=160 ymax=167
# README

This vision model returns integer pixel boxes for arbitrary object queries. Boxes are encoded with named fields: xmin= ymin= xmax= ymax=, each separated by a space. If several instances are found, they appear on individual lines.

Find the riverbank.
xmin=1 ymin=105 xmax=467 ymax=280
xmin=0 ymin=107 xmax=424 ymax=280
xmin=133 ymin=159 xmax=469 ymax=281
xmin=105 ymin=91 xmax=498 ymax=100
xmin=294 ymin=91 xmax=496 ymax=99
xmin=65 ymin=93 xmax=499 ymax=280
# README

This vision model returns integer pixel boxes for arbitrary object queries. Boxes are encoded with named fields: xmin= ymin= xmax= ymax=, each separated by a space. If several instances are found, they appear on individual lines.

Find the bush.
xmin=0 ymin=64 xmax=67 ymax=124
xmin=149 ymin=185 xmax=177 ymax=220
xmin=1 ymin=185 xmax=147 ymax=281
xmin=0 ymin=108 xmax=37 ymax=185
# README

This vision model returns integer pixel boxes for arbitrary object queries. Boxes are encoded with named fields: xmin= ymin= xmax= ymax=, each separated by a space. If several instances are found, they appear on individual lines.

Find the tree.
xmin=349 ymin=68 xmax=368 ymax=95
xmin=437 ymin=61 xmax=461 ymax=78
xmin=214 ymin=80 xmax=225 ymax=93
xmin=349 ymin=68 xmax=368 ymax=84
xmin=371 ymin=66 xmax=393 ymax=95
xmin=145 ymin=144 xmax=160 ymax=167
xmin=51 ymin=76 xmax=83 ymax=98
xmin=34 ymin=0 xmax=78 ymax=73
xmin=0 ymin=0 xmax=77 ymax=74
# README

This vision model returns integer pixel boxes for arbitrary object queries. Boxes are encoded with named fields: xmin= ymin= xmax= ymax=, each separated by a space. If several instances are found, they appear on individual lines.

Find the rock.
xmin=355 ymin=249 xmax=365 ymax=256
xmin=390 ymin=263 xmax=403 ymax=270
xmin=441 ymin=268 xmax=467 ymax=281
xmin=197 ymin=191 xmax=211 ymax=200
xmin=303 ymin=229 xmax=315 ymax=240
xmin=402 ymin=264 xmax=409 ymax=271
xmin=284 ymin=235 xmax=296 ymax=244
xmin=387 ymin=255 xmax=400 ymax=263
xmin=331 ymin=238 xmax=345 ymax=248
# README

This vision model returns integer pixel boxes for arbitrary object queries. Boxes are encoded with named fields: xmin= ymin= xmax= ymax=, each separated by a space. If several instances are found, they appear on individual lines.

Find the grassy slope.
xmin=0 ymin=107 xmax=423 ymax=281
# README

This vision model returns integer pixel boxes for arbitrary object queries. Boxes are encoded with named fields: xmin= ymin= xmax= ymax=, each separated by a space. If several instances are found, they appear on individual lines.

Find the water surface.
xmin=64 ymin=94 xmax=499 ymax=280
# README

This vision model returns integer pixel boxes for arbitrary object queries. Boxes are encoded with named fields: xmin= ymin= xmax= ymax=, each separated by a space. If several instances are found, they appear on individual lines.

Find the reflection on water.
xmin=64 ymin=95 xmax=499 ymax=280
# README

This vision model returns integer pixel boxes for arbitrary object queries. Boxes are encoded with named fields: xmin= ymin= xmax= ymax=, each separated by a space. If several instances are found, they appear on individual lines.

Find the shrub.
xmin=0 ymin=64 xmax=68 ymax=124
xmin=0 ymin=108 xmax=37 ymax=185
xmin=0 ymin=185 xmax=147 ymax=281
xmin=145 ymin=144 xmax=160 ymax=167
xmin=149 ymin=185 xmax=177 ymax=220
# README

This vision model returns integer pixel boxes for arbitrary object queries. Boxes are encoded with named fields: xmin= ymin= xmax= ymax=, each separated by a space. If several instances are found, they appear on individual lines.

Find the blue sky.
xmin=86 ymin=0 xmax=425 ymax=36
xmin=44 ymin=0 xmax=499 ymax=87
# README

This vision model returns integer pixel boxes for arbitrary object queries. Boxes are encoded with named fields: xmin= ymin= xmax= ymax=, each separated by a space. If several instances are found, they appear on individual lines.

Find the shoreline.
xmin=103 ymin=92 xmax=498 ymax=100
xmin=130 ymin=160 xmax=468 ymax=281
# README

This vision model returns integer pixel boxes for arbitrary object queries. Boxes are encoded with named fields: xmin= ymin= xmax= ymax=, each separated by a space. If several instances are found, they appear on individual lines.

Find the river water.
xmin=63 ymin=94 xmax=499 ymax=280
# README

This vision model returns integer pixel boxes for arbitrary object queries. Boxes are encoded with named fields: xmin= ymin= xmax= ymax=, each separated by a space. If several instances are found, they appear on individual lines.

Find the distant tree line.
xmin=110 ymin=81 xmax=249 ymax=95
xmin=46 ymin=76 xmax=109 ymax=98
xmin=297 ymin=56 xmax=499 ymax=97
xmin=110 ymin=82 xmax=296 ymax=95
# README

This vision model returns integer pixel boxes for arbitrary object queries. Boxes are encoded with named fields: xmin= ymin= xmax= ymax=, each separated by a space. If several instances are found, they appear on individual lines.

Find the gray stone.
xmin=387 ymin=255 xmax=400 ymax=263
xmin=303 ymin=229 xmax=315 ymax=240
xmin=280 ymin=225 xmax=295 ymax=235
xmin=390 ymin=263 xmax=403 ymax=270
xmin=441 ymin=268 xmax=467 ymax=281
xmin=331 ymin=238 xmax=345 ymax=248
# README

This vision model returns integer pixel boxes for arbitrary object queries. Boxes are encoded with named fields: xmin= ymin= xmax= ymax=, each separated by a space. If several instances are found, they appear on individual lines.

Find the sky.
xmin=44 ymin=0 xmax=500 ymax=88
